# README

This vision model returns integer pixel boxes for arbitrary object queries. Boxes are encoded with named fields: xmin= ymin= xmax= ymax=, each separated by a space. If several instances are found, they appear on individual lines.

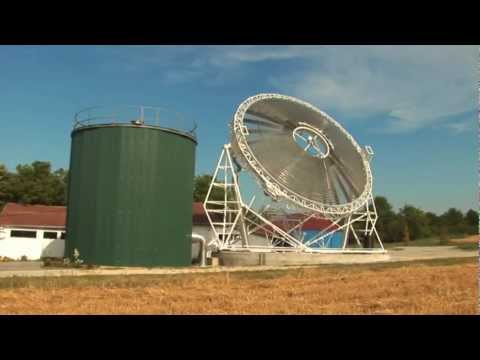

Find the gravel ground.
xmin=387 ymin=246 xmax=477 ymax=262
xmin=0 ymin=245 xmax=476 ymax=278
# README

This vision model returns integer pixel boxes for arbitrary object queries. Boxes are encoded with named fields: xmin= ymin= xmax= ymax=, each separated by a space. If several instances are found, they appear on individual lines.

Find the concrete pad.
xmin=218 ymin=245 xmax=478 ymax=266
xmin=218 ymin=251 xmax=391 ymax=266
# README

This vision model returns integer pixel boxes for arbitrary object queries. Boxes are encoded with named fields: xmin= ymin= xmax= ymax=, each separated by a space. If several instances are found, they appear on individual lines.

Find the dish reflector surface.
xmin=231 ymin=94 xmax=372 ymax=214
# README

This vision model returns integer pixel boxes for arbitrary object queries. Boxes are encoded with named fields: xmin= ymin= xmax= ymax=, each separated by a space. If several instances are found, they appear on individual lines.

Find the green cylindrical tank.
xmin=66 ymin=116 xmax=197 ymax=267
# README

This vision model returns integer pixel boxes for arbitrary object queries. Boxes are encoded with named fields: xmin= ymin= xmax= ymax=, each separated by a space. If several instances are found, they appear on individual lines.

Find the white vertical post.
xmin=222 ymin=148 xmax=228 ymax=244
xmin=342 ymin=215 xmax=352 ymax=250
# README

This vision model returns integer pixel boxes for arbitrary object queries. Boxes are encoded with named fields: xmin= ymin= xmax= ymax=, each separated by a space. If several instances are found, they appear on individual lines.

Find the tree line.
xmin=194 ymin=174 xmax=478 ymax=243
xmin=1 ymin=165 xmax=477 ymax=243
xmin=0 ymin=161 xmax=68 ymax=209
xmin=372 ymin=196 xmax=477 ymax=242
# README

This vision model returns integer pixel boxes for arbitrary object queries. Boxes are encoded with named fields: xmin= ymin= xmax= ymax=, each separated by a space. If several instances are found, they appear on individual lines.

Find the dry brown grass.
xmin=449 ymin=235 xmax=479 ymax=244
xmin=0 ymin=258 xmax=477 ymax=314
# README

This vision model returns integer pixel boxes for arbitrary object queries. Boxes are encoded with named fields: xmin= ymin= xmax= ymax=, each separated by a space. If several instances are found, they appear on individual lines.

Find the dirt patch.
xmin=449 ymin=235 xmax=479 ymax=244
xmin=387 ymin=246 xmax=477 ymax=262
xmin=0 ymin=258 xmax=476 ymax=315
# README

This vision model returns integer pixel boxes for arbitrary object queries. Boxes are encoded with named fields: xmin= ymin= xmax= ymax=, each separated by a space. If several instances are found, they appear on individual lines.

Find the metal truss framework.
xmin=203 ymin=144 xmax=386 ymax=254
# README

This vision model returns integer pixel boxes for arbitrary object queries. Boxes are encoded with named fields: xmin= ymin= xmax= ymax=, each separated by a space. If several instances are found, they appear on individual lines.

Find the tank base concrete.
xmin=217 ymin=251 xmax=391 ymax=266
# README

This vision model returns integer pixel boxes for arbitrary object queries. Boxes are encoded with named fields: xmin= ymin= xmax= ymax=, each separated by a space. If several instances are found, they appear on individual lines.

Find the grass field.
xmin=0 ymin=257 xmax=477 ymax=315
xmin=384 ymin=234 xmax=478 ymax=250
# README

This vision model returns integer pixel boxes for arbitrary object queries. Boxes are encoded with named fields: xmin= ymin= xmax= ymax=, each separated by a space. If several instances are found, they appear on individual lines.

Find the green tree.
xmin=441 ymin=208 xmax=464 ymax=225
xmin=425 ymin=211 xmax=441 ymax=235
xmin=374 ymin=196 xmax=397 ymax=242
xmin=374 ymin=196 xmax=395 ymax=219
xmin=440 ymin=208 xmax=465 ymax=235
xmin=464 ymin=209 xmax=478 ymax=234
xmin=52 ymin=168 xmax=68 ymax=204
xmin=193 ymin=174 xmax=213 ymax=202
xmin=402 ymin=219 xmax=410 ymax=243
xmin=399 ymin=205 xmax=431 ymax=240
xmin=0 ymin=164 xmax=10 ymax=210
xmin=439 ymin=225 xmax=449 ymax=244
xmin=0 ymin=161 xmax=68 ymax=207
xmin=193 ymin=174 xmax=233 ymax=203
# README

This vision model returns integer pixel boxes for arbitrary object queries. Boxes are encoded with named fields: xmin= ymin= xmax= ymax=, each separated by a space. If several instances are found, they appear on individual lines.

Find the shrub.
xmin=439 ymin=226 xmax=449 ymax=244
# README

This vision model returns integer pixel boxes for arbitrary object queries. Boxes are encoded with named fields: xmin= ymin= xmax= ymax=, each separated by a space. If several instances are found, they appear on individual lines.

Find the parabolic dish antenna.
xmin=204 ymin=93 xmax=384 ymax=253
xmin=230 ymin=94 xmax=372 ymax=215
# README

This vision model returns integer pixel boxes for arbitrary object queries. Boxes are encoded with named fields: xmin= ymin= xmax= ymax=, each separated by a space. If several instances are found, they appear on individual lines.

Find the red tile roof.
xmin=284 ymin=214 xmax=338 ymax=231
xmin=253 ymin=213 xmax=338 ymax=236
xmin=193 ymin=202 xmax=209 ymax=225
xmin=0 ymin=203 xmax=66 ymax=229
xmin=193 ymin=202 xmax=222 ymax=225
xmin=193 ymin=204 xmax=338 ymax=232
xmin=0 ymin=202 xmax=270 ymax=229
xmin=193 ymin=202 xmax=205 ymax=217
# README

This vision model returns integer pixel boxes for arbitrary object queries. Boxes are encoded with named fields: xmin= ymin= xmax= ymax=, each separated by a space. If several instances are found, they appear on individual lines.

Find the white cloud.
xmin=443 ymin=120 xmax=475 ymax=134
xmin=199 ymin=45 xmax=477 ymax=133
xmin=205 ymin=45 xmax=317 ymax=64
xmin=97 ymin=45 xmax=478 ymax=133
xmin=267 ymin=45 xmax=477 ymax=133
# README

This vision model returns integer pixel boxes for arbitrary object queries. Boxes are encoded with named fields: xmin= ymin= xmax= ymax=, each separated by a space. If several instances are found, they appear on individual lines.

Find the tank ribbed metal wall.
xmin=65 ymin=124 xmax=196 ymax=267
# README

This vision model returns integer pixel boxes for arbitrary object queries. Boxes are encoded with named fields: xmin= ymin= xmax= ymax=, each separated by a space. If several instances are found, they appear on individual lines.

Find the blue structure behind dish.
xmin=302 ymin=230 xmax=344 ymax=248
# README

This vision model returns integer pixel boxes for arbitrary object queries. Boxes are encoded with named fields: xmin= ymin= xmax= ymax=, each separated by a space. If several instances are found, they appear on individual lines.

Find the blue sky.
xmin=0 ymin=45 xmax=477 ymax=214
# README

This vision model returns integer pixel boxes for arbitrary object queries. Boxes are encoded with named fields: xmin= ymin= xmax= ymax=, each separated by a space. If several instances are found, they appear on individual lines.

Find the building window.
xmin=43 ymin=231 xmax=58 ymax=239
xmin=60 ymin=232 xmax=66 ymax=239
xmin=10 ymin=230 xmax=37 ymax=238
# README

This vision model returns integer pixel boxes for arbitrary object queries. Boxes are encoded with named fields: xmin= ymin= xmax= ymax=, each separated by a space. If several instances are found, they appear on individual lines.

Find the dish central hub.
xmin=292 ymin=125 xmax=332 ymax=159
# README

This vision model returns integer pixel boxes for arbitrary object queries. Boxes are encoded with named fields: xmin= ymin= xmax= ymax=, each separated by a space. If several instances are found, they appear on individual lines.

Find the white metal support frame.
xmin=203 ymin=144 xmax=386 ymax=254
xmin=303 ymin=193 xmax=384 ymax=252
xmin=203 ymin=144 xmax=306 ymax=252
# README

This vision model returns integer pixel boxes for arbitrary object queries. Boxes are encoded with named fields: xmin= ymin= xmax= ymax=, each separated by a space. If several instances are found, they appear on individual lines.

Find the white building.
xmin=0 ymin=203 xmax=66 ymax=260
xmin=192 ymin=202 xmax=214 ymax=261
xmin=0 ymin=202 xmax=270 ymax=262
xmin=191 ymin=202 xmax=271 ymax=256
